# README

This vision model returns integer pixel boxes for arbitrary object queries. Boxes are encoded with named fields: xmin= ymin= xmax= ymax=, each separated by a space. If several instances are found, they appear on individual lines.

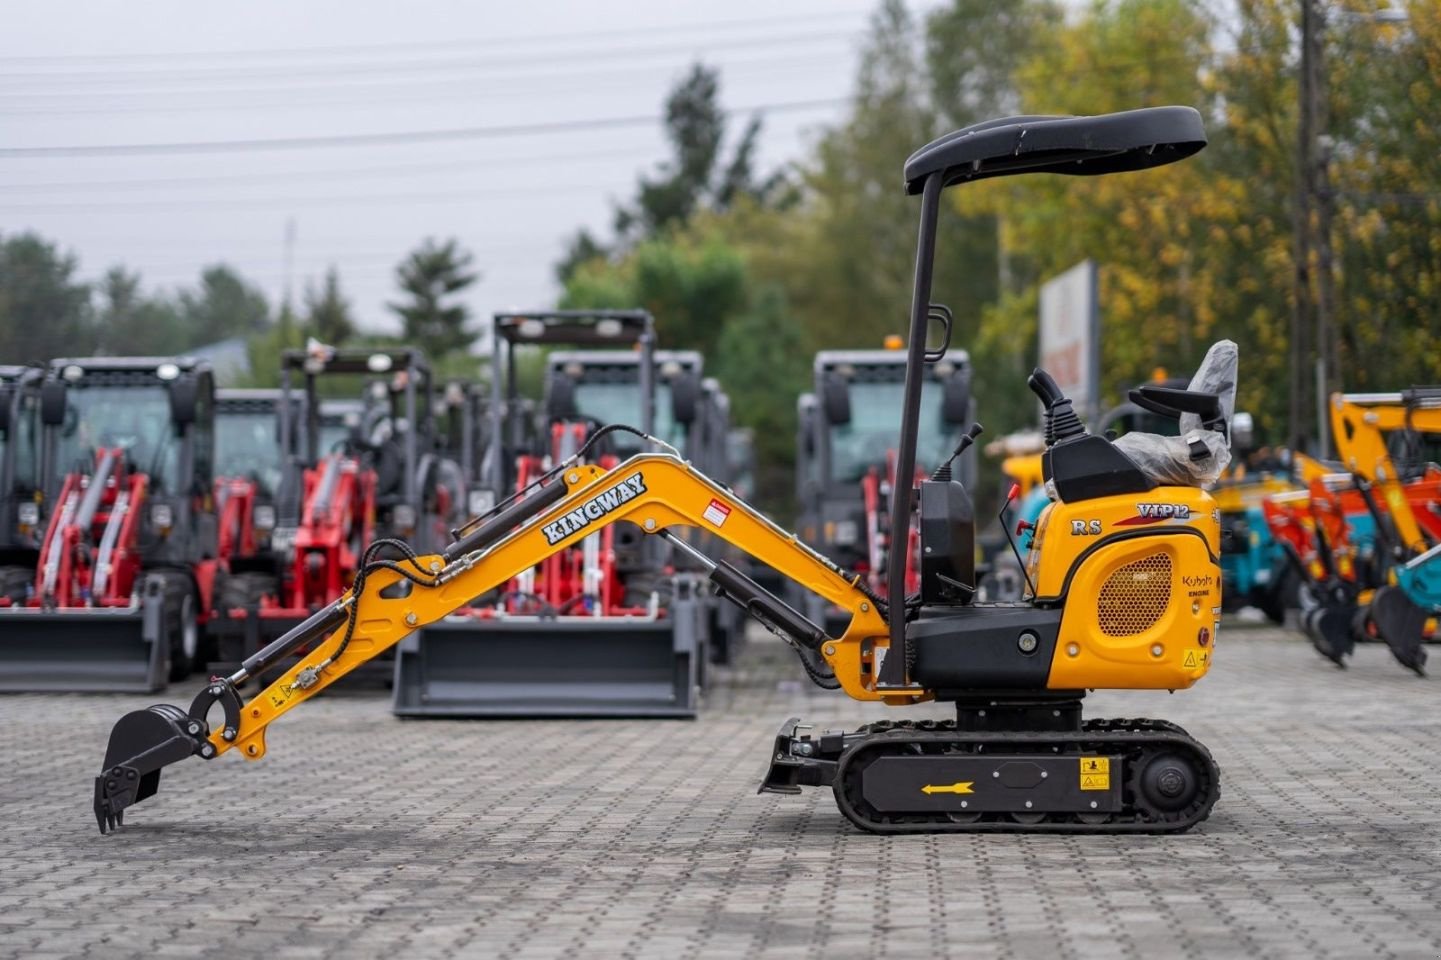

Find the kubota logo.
xmin=541 ymin=473 xmax=647 ymax=545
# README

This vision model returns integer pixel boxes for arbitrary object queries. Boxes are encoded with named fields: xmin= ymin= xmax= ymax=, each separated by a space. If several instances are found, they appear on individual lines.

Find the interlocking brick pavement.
xmin=1 ymin=627 xmax=1439 ymax=959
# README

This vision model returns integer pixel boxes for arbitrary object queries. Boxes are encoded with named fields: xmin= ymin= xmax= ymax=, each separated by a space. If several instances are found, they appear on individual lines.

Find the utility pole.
xmin=1289 ymin=0 xmax=1318 ymax=456
xmin=1308 ymin=0 xmax=1338 ymax=458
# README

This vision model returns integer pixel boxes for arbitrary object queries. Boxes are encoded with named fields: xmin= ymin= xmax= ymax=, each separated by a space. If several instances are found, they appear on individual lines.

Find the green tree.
xmin=714 ymin=284 xmax=809 ymax=512
xmin=388 ymin=238 xmax=479 ymax=362
xmin=241 ymin=303 xmax=304 ymax=388
xmin=558 ymin=62 xmax=792 ymax=280
xmin=561 ymin=236 xmax=748 ymax=361
xmin=176 ymin=265 xmax=271 ymax=348
xmin=0 ymin=232 xmax=95 ymax=364
xmin=304 ymin=267 xmax=355 ymax=346
xmin=93 ymin=267 xmax=184 ymax=356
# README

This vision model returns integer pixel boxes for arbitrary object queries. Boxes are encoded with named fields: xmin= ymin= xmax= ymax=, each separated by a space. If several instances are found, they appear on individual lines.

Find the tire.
xmin=0 ymin=565 xmax=33 ymax=604
xmin=217 ymin=571 xmax=279 ymax=612
xmin=160 ymin=572 xmax=200 ymax=683
xmin=1258 ymin=566 xmax=1297 ymax=626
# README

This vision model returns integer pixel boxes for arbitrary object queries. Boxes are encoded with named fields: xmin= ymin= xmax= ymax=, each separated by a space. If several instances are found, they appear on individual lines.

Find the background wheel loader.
xmin=393 ymin=310 xmax=722 ymax=718
xmin=793 ymin=344 xmax=973 ymax=634
xmin=96 ymin=106 xmax=1232 ymax=837
xmin=0 ymin=365 xmax=46 ymax=603
xmin=207 ymin=346 xmax=466 ymax=683
xmin=0 ymin=356 xmax=217 ymax=692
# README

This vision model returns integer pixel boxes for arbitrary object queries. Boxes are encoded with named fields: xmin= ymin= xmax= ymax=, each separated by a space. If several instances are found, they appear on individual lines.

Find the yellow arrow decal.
xmin=920 ymin=781 xmax=974 ymax=795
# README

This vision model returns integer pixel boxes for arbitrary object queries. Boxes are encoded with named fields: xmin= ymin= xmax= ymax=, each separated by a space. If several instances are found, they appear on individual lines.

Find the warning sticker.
xmin=702 ymin=499 xmax=732 ymax=527
xmin=1184 ymin=650 xmax=1197 ymax=667
xmin=1079 ymin=757 xmax=1110 ymax=790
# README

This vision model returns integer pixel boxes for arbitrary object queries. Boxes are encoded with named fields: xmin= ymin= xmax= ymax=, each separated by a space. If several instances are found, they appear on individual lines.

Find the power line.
xmin=0 ymin=29 xmax=861 ymax=86
xmin=0 ymin=145 xmax=661 ymax=193
xmin=0 ymin=51 xmax=840 ymax=116
xmin=0 ymin=9 xmax=871 ymax=66
xmin=0 ymin=97 xmax=845 ymax=159
xmin=0 ymin=123 xmax=809 ymax=193
xmin=0 ymin=181 xmax=619 ymax=214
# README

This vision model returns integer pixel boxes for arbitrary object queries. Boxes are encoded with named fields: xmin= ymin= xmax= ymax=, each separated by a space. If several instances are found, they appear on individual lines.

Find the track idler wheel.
xmin=1133 ymin=751 xmax=1205 ymax=823
xmin=1369 ymin=586 xmax=1429 ymax=677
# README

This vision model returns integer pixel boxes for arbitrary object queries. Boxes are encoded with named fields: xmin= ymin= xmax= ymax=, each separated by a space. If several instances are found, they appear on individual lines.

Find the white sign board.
xmin=1038 ymin=259 xmax=1099 ymax=421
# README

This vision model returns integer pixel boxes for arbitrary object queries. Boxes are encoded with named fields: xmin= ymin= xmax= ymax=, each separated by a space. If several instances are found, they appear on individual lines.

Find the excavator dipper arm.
xmin=95 ymin=453 xmax=898 ymax=832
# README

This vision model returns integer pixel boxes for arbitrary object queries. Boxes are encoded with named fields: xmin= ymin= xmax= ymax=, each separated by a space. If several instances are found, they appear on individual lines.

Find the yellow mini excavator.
xmin=95 ymin=106 xmax=1231 ymax=835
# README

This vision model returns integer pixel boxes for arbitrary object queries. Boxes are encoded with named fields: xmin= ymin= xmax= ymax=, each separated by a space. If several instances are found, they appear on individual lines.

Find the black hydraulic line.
xmin=443 ymin=478 xmax=568 ymax=563
xmin=235 ymin=600 xmax=348 ymax=683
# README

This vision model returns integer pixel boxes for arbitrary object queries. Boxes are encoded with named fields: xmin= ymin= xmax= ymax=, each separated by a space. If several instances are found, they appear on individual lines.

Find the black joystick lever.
xmin=931 ymin=422 xmax=984 ymax=481
xmin=1027 ymin=369 xmax=1085 ymax=446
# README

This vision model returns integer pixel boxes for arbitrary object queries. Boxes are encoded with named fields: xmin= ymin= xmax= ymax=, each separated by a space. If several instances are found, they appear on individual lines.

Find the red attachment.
xmin=31 ymin=448 xmax=147 ymax=608
xmin=490 ymin=423 xmax=648 ymax=618
xmin=287 ymin=452 xmax=377 ymax=610
xmin=855 ymin=451 xmax=924 ymax=598
xmin=214 ymin=476 xmax=257 ymax=563
xmin=1015 ymin=519 xmax=1035 ymax=537
xmin=1006 ymin=482 xmax=1021 ymax=503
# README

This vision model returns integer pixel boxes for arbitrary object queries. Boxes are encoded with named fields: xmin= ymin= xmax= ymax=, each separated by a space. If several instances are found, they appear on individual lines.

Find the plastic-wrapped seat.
xmin=1113 ymin=339 xmax=1238 ymax=487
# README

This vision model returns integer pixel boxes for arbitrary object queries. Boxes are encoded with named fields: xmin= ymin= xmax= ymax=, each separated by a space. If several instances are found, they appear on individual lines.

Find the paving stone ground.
xmin=1 ymin=626 xmax=1440 ymax=960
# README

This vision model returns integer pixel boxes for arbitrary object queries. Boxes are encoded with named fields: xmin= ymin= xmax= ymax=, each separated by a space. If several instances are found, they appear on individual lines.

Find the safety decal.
xmin=1079 ymin=756 xmax=1110 ymax=791
xmin=920 ymin=781 xmax=974 ymax=795
xmin=541 ymin=472 xmax=647 ymax=545
xmin=703 ymin=498 xmax=732 ymax=528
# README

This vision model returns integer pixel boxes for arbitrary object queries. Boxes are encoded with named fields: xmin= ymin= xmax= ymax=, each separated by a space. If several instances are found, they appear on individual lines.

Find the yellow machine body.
xmin=1027 ymin=486 xmax=1221 ymax=690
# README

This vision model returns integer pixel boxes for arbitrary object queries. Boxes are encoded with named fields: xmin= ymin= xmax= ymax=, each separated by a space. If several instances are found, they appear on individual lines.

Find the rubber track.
xmin=833 ymin=717 xmax=1219 ymax=834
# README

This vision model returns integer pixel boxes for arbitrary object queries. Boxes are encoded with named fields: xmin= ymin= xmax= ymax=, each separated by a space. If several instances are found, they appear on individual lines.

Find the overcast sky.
xmin=1 ymin=1 xmax=924 ymax=345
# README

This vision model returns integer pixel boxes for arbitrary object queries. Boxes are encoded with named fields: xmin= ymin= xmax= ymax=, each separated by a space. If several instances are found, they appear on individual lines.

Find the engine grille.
xmin=1097 ymin=553 xmax=1172 ymax=637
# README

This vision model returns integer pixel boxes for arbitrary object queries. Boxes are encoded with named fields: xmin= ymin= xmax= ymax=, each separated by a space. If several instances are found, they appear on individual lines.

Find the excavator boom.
xmin=96 ymin=451 xmax=893 ymax=830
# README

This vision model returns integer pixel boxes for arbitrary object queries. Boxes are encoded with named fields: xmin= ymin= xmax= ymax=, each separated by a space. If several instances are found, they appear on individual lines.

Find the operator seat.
xmin=1036 ymin=340 xmax=1237 ymax=500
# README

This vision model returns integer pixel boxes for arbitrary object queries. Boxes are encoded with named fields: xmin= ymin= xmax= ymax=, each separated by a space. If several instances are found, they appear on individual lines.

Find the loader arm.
xmin=207 ymin=453 xmax=898 ymax=760
xmin=1331 ymin=393 xmax=1441 ymax=557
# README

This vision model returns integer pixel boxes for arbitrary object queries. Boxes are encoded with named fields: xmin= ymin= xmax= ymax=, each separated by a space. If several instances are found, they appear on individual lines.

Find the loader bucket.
xmin=94 ymin=702 xmax=203 ymax=833
xmin=1369 ymin=586 xmax=1428 ymax=676
xmin=0 ymin=576 xmax=167 ymax=693
xmin=393 ymin=582 xmax=704 ymax=718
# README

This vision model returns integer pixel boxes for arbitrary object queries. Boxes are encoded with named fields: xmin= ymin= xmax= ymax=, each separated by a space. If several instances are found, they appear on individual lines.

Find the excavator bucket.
xmin=392 ymin=579 xmax=705 ymax=718
xmin=0 ymin=576 xmax=168 ymax=693
xmin=1302 ymin=602 xmax=1355 ymax=668
xmin=93 ymin=703 xmax=201 ymax=833
xmin=1369 ymin=586 xmax=1428 ymax=676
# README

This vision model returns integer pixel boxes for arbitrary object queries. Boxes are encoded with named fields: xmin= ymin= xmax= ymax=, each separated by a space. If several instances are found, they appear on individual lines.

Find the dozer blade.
xmin=1304 ymin=604 xmax=1355 ymax=668
xmin=94 ymin=703 xmax=205 ymax=833
xmin=1369 ymin=586 xmax=1429 ymax=677
xmin=0 ymin=578 xmax=167 ymax=693
xmin=393 ymin=597 xmax=704 ymax=718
